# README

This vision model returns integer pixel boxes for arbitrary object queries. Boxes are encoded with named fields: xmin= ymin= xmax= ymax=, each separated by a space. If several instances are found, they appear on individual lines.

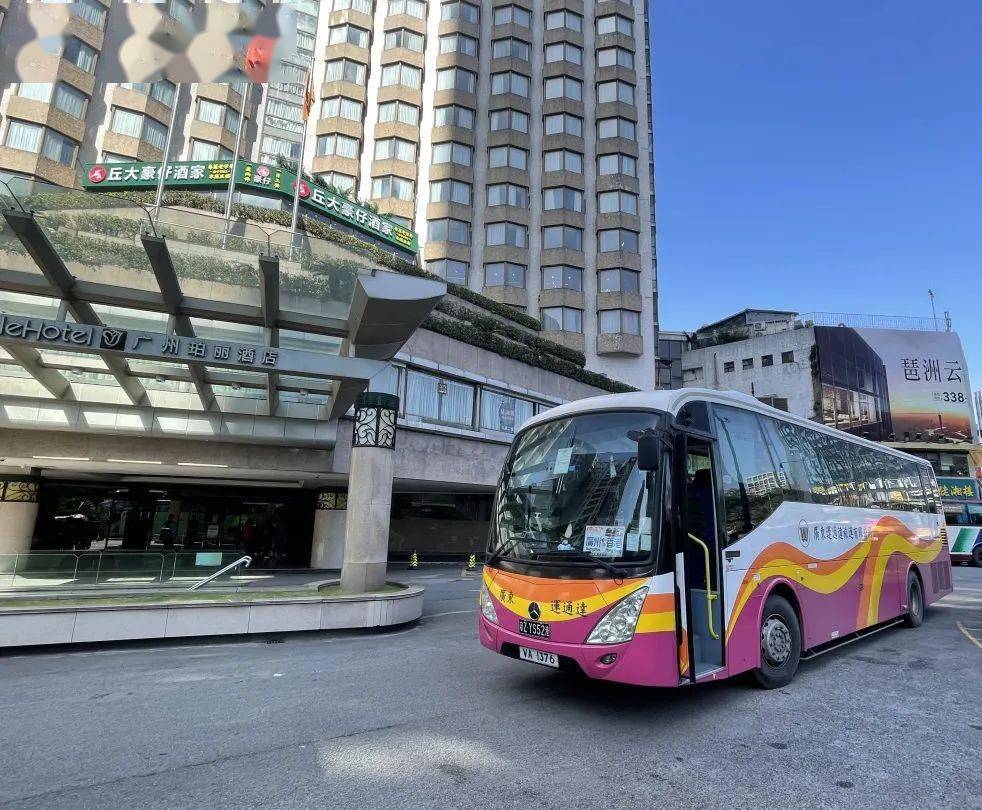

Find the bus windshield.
xmin=489 ymin=411 xmax=663 ymax=568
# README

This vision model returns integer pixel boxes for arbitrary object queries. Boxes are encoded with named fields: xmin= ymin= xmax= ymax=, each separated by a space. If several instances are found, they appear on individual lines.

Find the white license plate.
xmin=519 ymin=646 xmax=559 ymax=669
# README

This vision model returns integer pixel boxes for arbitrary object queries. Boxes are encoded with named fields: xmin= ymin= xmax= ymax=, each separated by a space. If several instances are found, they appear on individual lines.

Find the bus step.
xmin=801 ymin=618 xmax=904 ymax=660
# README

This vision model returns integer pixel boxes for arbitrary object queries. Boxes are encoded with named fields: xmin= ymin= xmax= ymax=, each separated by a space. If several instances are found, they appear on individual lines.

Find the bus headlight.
xmin=479 ymin=583 xmax=498 ymax=624
xmin=586 ymin=587 xmax=648 ymax=645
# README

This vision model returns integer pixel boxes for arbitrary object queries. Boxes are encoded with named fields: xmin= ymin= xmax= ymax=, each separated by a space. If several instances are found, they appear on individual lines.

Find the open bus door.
xmin=677 ymin=434 xmax=725 ymax=681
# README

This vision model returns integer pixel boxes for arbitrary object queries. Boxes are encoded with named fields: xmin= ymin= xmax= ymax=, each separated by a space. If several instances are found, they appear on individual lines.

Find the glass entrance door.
xmin=681 ymin=437 xmax=724 ymax=678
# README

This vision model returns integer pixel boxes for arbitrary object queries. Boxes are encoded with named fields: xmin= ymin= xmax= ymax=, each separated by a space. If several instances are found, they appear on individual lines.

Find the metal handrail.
xmin=687 ymin=533 xmax=720 ymax=640
xmin=187 ymin=556 xmax=252 ymax=591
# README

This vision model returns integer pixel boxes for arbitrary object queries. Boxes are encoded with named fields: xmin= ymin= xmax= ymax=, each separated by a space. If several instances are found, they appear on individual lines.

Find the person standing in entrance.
xmin=159 ymin=514 xmax=178 ymax=549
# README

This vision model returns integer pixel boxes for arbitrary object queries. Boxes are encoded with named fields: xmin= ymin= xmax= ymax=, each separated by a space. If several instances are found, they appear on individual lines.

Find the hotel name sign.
xmin=0 ymin=314 xmax=349 ymax=380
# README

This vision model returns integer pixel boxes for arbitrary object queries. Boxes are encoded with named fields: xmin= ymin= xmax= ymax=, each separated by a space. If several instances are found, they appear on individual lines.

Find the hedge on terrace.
xmin=423 ymin=315 xmax=635 ymax=394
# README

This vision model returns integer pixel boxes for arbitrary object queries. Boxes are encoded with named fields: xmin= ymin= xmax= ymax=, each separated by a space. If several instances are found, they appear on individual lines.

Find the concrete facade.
xmin=680 ymin=327 xmax=819 ymax=419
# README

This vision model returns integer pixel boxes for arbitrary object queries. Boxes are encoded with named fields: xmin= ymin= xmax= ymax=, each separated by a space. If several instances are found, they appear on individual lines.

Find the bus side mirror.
xmin=637 ymin=431 xmax=659 ymax=471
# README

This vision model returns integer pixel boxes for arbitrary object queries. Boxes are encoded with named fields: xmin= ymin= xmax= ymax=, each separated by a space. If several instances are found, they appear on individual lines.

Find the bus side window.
xmin=918 ymin=466 xmax=940 ymax=513
xmin=759 ymin=417 xmax=821 ymax=504
xmin=712 ymin=405 xmax=784 ymax=544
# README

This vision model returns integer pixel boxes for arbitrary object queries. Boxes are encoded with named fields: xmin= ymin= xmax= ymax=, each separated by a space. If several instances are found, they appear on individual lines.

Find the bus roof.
xmin=523 ymin=388 xmax=933 ymax=467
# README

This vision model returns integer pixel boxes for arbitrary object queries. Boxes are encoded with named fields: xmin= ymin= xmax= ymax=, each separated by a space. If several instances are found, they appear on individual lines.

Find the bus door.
xmin=679 ymin=436 xmax=724 ymax=679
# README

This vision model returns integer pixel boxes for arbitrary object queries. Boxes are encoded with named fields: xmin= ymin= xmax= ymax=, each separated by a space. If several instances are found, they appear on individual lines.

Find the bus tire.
xmin=753 ymin=594 xmax=801 ymax=689
xmin=972 ymin=546 xmax=982 ymax=568
xmin=904 ymin=570 xmax=924 ymax=628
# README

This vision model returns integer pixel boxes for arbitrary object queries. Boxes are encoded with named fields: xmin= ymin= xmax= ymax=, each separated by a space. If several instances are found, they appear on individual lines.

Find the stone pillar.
xmin=0 ymin=479 xmax=41 ymax=554
xmin=310 ymin=490 xmax=348 ymax=569
xmin=341 ymin=392 xmax=398 ymax=593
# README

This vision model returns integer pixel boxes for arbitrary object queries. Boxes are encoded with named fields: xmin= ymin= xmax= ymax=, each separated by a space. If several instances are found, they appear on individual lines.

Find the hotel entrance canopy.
xmin=0 ymin=178 xmax=444 ymax=449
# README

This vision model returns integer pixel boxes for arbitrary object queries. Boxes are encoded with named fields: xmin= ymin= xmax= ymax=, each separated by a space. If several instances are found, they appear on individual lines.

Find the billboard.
xmin=815 ymin=326 xmax=975 ymax=442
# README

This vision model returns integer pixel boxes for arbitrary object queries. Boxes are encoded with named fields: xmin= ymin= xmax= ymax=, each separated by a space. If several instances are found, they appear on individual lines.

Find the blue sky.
xmin=651 ymin=1 xmax=982 ymax=386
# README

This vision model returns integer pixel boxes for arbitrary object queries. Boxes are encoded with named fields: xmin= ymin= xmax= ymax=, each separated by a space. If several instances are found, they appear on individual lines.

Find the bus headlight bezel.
xmin=585 ymin=586 xmax=648 ymax=645
xmin=479 ymin=582 xmax=499 ymax=624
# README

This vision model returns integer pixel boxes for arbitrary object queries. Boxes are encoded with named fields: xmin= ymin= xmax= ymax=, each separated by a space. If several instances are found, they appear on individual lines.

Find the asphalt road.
xmin=1 ymin=565 xmax=980 ymax=809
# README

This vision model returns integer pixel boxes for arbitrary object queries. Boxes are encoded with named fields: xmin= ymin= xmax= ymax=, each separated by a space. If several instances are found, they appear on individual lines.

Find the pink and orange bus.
xmin=479 ymin=390 xmax=953 ymax=688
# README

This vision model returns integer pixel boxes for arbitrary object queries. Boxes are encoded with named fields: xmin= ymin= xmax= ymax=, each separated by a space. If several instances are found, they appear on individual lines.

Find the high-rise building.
xmin=0 ymin=0 xmax=656 ymax=387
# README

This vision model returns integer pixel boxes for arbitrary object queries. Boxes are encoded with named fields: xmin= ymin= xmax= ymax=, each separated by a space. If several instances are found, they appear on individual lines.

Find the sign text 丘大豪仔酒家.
xmin=82 ymin=161 xmax=418 ymax=254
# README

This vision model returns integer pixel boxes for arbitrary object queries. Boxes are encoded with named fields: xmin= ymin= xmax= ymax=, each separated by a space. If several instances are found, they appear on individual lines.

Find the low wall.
xmin=0 ymin=585 xmax=423 ymax=648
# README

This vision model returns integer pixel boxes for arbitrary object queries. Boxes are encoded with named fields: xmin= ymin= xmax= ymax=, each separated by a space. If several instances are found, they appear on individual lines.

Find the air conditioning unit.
xmin=752 ymin=322 xmax=766 ymax=332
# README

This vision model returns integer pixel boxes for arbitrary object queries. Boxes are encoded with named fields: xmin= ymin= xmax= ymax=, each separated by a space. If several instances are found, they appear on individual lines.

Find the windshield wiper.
xmin=486 ymin=534 xmax=525 ymax=566
xmin=536 ymin=549 xmax=627 ymax=580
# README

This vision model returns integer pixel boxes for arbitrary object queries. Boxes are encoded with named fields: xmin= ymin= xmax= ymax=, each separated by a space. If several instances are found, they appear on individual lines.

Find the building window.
xmin=73 ymin=0 xmax=108 ymax=29
xmin=336 ymin=0 xmax=374 ymax=12
xmin=542 ymin=225 xmax=583 ymax=251
xmin=488 ymin=144 xmax=528 ymax=170
xmin=405 ymin=369 xmax=475 ymax=429
xmin=597 ymin=46 xmax=635 ymax=69
xmin=599 ymin=309 xmax=641 ymax=335
xmin=437 ymin=66 xmax=477 ymax=93
xmin=742 ymin=358 xmax=754 ymax=370
xmin=41 ymin=129 xmax=79 ymax=166
xmin=378 ymin=100 xmax=420 ymax=126
xmin=489 ymin=108 xmax=529 ymax=133
xmin=316 ymin=133 xmax=360 ymax=158
xmin=374 ymin=136 xmax=416 ymax=162
xmin=381 ymin=62 xmax=423 ymax=89
xmin=598 ymin=153 xmax=637 ymax=177
xmin=543 ymin=149 xmax=583 ymax=173
xmin=597 ymin=14 xmax=634 ymax=36
xmin=545 ymin=9 xmax=582 ymax=32
xmin=371 ymin=175 xmax=415 ymax=201
xmin=62 ymin=37 xmax=97 ymax=73
xmin=493 ymin=4 xmax=531 ymax=27
xmin=598 ymin=117 xmax=636 ymax=140
xmin=384 ymin=28 xmax=425 ymax=52
xmin=598 ymin=190 xmax=639 ymax=215
xmin=329 ymin=24 xmax=370 ymax=48
xmin=111 ymin=107 xmax=167 ymax=149
xmin=598 ymin=268 xmax=640 ymax=294
xmin=151 ymin=80 xmax=177 ymax=107
xmin=544 ymin=75 xmax=583 ymax=101
xmin=782 ymin=350 xmax=794 ymax=364
xmin=491 ymin=37 xmax=530 ymax=60
xmin=325 ymin=59 xmax=367 ymax=85
xmin=101 ymin=152 xmax=130 ymax=163
xmin=597 ymin=80 xmax=635 ymax=105
xmin=544 ymin=113 xmax=583 ymax=138
xmin=441 ymin=0 xmax=479 ymax=23
xmin=196 ymin=98 xmax=224 ymax=126
xmin=485 ymin=262 xmax=526 ymax=287
xmin=318 ymin=171 xmax=356 ymax=194
xmin=481 ymin=389 xmax=534 ymax=434
xmin=427 ymin=218 xmax=470 ymax=244
xmin=542 ymin=186 xmax=584 ymax=212
xmin=440 ymin=32 xmax=478 ymax=56
xmin=761 ymin=354 xmax=774 ymax=367
xmin=486 ymin=222 xmax=527 ymax=248
xmin=434 ymin=104 xmax=475 ymax=129
xmin=321 ymin=96 xmax=363 ymax=122
xmin=432 ymin=141 xmax=473 ymax=166
xmin=490 ymin=71 xmax=530 ymax=97
xmin=5 ymin=120 xmax=41 ymax=154
xmin=389 ymin=0 xmax=427 ymax=18
xmin=427 ymin=259 xmax=469 ymax=285
xmin=430 ymin=178 xmax=472 ymax=205
xmin=598 ymin=228 xmax=639 ymax=253
xmin=17 ymin=83 xmax=52 ymax=103
xmin=545 ymin=42 xmax=583 ymax=65
xmin=541 ymin=306 xmax=583 ymax=332
xmin=542 ymin=264 xmax=583 ymax=291
xmin=723 ymin=361 xmax=735 ymax=373
xmin=487 ymin=183 xmax=528 ymax=208
xmin=190 ymin=139 xmax=233 ymax=161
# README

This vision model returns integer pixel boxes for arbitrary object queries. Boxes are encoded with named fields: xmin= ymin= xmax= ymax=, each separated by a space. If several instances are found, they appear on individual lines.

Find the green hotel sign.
xmin=82 ymin=160 xmax=418 ymax=254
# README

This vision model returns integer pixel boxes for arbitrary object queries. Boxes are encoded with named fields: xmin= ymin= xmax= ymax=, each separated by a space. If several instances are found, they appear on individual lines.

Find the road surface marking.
xmin=427 ymin=609 xmax=477 ymax=618
xmin=956 ymin=621 xmax=982 ymax=650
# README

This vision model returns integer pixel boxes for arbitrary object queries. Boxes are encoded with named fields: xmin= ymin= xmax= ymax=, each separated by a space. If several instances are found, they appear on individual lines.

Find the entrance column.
xmin=311 ymin=490 xmax=347 ymax=569
xmin=0 ymin=479 xmax=41 ymax=554
xmin=341 ymin=393 xmax=397 ymax=592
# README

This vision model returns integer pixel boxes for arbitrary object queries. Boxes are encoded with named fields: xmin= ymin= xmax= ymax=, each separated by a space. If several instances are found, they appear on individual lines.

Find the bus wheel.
xmin=972 ymin=546 xmax=982 ymax=568
xmin=753 ymin=595 xmax=801 ymax=689
xmin=904 ymin=570 xmax=924 ymax=628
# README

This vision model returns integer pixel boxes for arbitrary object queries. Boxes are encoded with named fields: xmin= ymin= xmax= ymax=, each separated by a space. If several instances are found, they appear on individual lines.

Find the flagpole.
xmin=223 ymin=82 xmax=250 ymax=247
xmin=153 ymin=83 xmax=182 ymax=226
xmin=289 ymin=69 xmax=314 ymax=261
